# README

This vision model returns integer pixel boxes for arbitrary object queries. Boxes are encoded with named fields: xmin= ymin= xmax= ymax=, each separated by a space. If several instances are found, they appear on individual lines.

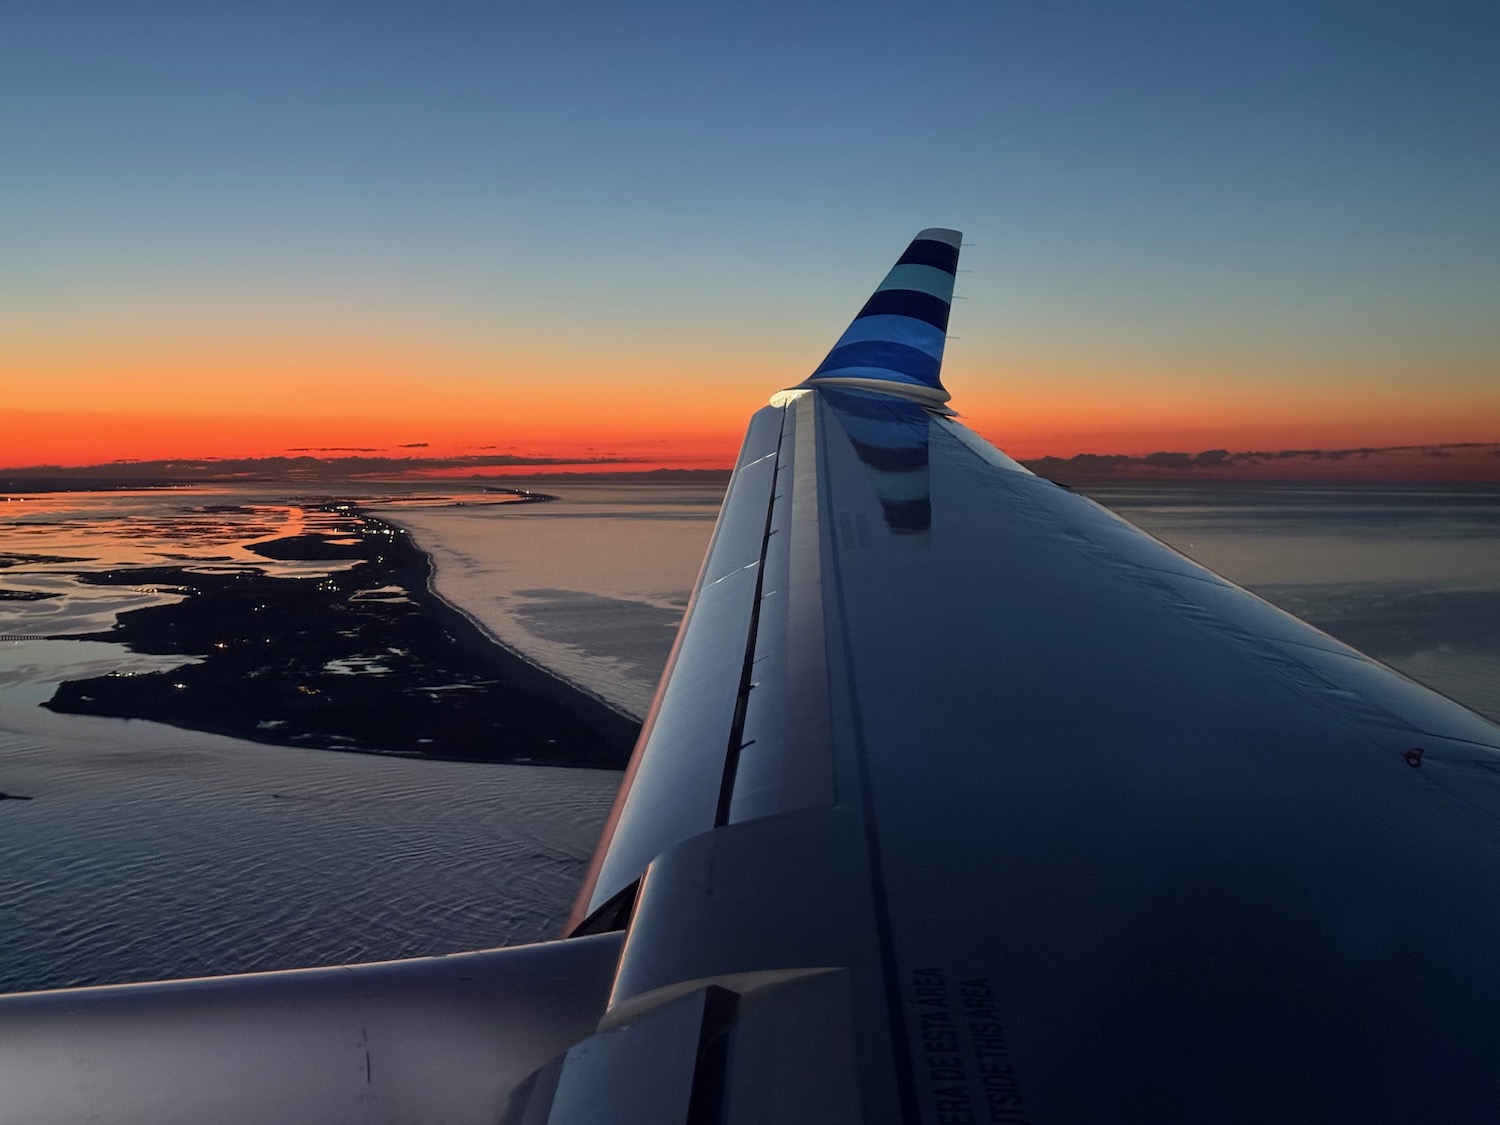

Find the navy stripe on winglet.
xmin=814 ymin=341 xmax=941 ymax=385
xmin=855 ymin=289 xmax=951 ymax=331
xmin=896 ymin=239 xmax=960 ymax=275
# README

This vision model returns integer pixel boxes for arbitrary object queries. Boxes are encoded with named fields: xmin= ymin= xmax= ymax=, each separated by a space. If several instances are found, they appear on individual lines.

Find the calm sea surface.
xmin=1 ymin=480 xmax=1496 ymax=992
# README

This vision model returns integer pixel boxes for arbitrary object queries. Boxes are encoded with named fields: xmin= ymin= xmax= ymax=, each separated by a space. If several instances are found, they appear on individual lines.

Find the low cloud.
xmin=1021 ymin=442 xmax=1500 ymax=483
xmin=0 ymin=452 xmax=641 ymax=486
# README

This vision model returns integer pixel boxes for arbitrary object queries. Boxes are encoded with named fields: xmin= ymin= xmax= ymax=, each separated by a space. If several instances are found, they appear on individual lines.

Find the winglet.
xmin=794 ymin=228 xmax=962 ymax=406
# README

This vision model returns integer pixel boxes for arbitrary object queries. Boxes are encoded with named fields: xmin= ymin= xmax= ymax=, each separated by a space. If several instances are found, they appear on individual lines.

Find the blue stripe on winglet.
xmin=828 ymin=315 xmax=947 ymax=359
xmin=813 ymin=341 xmax=941 ymax=385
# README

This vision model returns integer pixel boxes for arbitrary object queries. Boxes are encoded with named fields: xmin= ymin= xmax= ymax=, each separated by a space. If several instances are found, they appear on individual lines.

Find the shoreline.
xmin=40 ymin=503 xmax=641 ymax=769
xmin=378 ymin=510 xmax=644 ymax=726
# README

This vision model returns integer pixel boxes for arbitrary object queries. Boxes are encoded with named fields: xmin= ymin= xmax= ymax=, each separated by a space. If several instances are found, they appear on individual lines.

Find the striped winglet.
xmin=797 ymin=228 xmax=962 ymax=405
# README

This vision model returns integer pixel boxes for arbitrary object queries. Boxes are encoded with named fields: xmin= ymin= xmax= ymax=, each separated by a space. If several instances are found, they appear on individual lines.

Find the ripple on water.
xmin=0 ymin=720 xmax=620 ymax=992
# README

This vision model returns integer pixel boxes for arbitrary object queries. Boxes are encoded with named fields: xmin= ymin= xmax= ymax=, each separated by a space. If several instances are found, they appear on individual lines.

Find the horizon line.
xmin=4 ymin=439 xmax=1500 ymax=488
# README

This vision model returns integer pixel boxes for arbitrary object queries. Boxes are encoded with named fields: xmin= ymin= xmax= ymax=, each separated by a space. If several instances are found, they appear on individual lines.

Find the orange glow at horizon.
xmin=960 ymin=393 xmax=1500 ymax=461
xmin=951 ymin=354 xmax=1500 ymax=459
xmin=0 ymin=408 xmax=743 ymax=471
xmin=5 ymin=323 xmax=1498 ymax=472
xmin=1 ymin=323 xmax=765 ymax=469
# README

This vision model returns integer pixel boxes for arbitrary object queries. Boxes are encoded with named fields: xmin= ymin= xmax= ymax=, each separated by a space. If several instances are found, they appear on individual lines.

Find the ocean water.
xmin=0 ymin=715 xmax=617 ymax=993
xmin=369 ymin=481 xmax=723 ymax=718
xmin=2 ymin=479 xmax=1497 ymax=994
xmin=376 ymin=480 xmax=1500 ymax=726
xmin=0 ymin=487 xmax=626 ymax=993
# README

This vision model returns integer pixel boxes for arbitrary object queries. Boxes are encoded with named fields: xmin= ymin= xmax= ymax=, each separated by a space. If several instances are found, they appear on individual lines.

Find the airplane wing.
xmin=6 ymin=229 xmax=1500 ymax=1123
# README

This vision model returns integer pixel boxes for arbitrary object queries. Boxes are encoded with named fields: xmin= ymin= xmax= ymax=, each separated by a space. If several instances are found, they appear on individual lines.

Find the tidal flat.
xmin=0 ymin=486 xmax=654 ymax=992
xmin=37 ymin=503 xmax=638 ymax=768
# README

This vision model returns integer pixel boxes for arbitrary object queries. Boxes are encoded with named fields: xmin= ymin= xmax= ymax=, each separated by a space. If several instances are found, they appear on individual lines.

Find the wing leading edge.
xmin=6 ymin=231 xmax=1500 ymax=1124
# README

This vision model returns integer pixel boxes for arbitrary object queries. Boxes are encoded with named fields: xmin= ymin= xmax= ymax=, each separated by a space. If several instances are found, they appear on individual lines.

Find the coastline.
xmin=364 ymin=480 xmax=723 ymax=720
xmin=1 ymin=490 xmax=638 ymax=992
xmin=40 ymin=502 xmax=641 ymax=769
xmin=378 ymin=509 xmax=646 ymax=725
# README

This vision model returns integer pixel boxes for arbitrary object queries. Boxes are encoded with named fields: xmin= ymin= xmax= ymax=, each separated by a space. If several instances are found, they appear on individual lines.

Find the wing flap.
xmin=0 ymin=934 xmax=622 ymax=1125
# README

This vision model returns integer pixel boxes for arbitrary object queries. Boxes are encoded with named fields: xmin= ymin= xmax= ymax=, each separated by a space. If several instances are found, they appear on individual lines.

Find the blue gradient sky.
xmin=4 ymin=1 xmax=1498 ymax=464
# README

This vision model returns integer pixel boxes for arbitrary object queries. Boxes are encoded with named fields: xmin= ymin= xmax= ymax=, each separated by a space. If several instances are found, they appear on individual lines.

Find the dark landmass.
xmin=494 ymin=468 xmax=734 ymax=483
xmin=9 ymin=439 xmax=1498 ymax=491
xmin=370 ymin=488 xmax=557 ymax=505
xmin=41 ymin=508 xmax=640 ymax=768
xmin=0 ymin=590 xmax=60 ymax=601
xmin=246 ymin=534 xmax=366 ymax=561
xmin=0 ymin=453 xmax=638 ymax=489
xmin=480 ymin=487 xmax=556 ymax=501
xmin=1 ymin=477 xmax=187 ymax=492
xmin=1020 ymin=442 xmax=1500 ymax=484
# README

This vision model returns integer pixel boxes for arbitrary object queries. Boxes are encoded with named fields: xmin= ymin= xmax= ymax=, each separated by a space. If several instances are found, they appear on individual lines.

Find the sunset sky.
xmin=4 ymin=1 xmax=1498 ymax=471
